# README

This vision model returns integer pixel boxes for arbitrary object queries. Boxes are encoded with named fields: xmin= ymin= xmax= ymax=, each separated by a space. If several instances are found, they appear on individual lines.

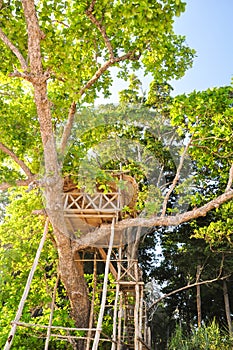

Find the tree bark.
xmin=54 ymin=229 xmax=90 ymax=326
xmin=196 ymin=265 xmax=202 ymax=328
xmin=223 ymin=280 xmax=232 ymax=335
xmin=20 ymin=0 xmax=91 ymax=338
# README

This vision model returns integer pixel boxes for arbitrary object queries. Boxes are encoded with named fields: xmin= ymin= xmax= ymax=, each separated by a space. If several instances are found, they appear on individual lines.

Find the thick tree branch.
xmin=60 ymin=0 xmax=141 ymax=153
xmin=79 ymin=52 xmax=137 ymax=96
xmin=60 ymin=52 xmax=138 ymax=152
xmin=0 ymin=177 xmax=36 ymax=191
xmin=148 ymin=273 xmax=231 ymax=311
xmin=85 ymin=2 xmax=114 ymax=60
xmin=226 ymin=163 xmax=233 ymax=191
xmin=21 ymin=0 xmax=58 ymax=175
xmin=60 ymin=101 xmax=77 ymax=156
xmin=75 ymin=188 xmax=233 ymax=248
xmin=0 ymin=141 xmax=33 ymax=177
xmin=86 ymin=0 xmax=97 ymax=14
xmin=161 ymin=137 xmax=192 ymax=216
xmin=21 ymin=0 xmax=43 ymax=74
xmin=0 ymin=28 xmax=28 ymax=70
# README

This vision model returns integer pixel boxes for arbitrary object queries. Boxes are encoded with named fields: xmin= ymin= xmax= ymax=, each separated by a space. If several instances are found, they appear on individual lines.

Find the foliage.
xmin=192 ymin=201 xmax=233 ymax=249
xmin=148 ymin=214 xmax=233 ymax=348
xmin=170 ymin=86 xmax=233 ymax=202
xmin=62 ymin=101 xmax=195 ymax=218
xmin=0 ymin=75 xmax=41 ymax=182
xmin=86 ymin=273 xmax=116 ymax=339
xmin=1 ymin=1 xmax=233 ymax=347
xmin=168 ymin=320 xmax=233 ymax=350
xmin=0 ymin=189 xmax=75 ymax=348
xmin=0 ymin=0 xmax=195 ymax=188
xmin=0 ymin=0 xmax=195 ymax=103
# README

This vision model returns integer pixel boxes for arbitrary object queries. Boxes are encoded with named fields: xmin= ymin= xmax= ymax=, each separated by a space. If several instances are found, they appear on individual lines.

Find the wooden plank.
xmin=64 ymin=209 xmax=120 ymax=213
xmin=64 ymin=213 xmax=118 ymax=218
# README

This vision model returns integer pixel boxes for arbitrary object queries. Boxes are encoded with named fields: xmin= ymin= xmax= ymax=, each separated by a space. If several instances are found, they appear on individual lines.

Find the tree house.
xmin=61 ymin=174 xmax=152 ymax=349
xmin=4 ymin=174 xmax=152 ymax=350
xmin=63 ymin=173 xmax=139 ymax=246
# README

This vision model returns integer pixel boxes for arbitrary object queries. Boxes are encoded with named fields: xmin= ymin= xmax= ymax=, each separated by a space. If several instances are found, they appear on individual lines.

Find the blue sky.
xmin=96 ymin=0 xmax=233 ymax=103
xmin=171 ymin=0 xmax=233 ymax=96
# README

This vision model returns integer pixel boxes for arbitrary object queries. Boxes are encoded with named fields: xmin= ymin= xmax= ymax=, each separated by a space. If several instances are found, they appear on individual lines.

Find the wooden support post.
xmin=134 ymin=263 xmax=140 ymax=350
xmin=86 ymin=252 xmax=97 ymax=350
xmin=139 ymin=286 xmax=143 ymax=350
xmin=143 ymin=301 xmax=148 ymax=344
xmin=44 ymin=273 xmax=60 ymax=350
xmin=112 ymin=245 xmax=122 ymax=350
xmin=147 ymin=327 xmax=152 ymax=349
xmin=196 ymin=264 xmax=202 ymax=328
xmin=117 ymin=292 xmax=123 ymax=350
xmin=111 ymin=282 xmax=120 ymax=350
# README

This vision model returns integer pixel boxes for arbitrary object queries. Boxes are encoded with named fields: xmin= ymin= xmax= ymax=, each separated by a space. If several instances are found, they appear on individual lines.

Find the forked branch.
xmin=149 ymin=253 xmax=227 ymax=311
xmin=161 ymin=136 xmax=193 ymax=216
xmin=148 ymin=272 xmax=231 ymax=311
xmin=79 ymin=51 xmax=137 ymax=96
xmin=60 ymin=0 xmax=141 ymax=154
xmin=61 ymin=51 xmax=138 ymax=152
xmin=85 ymin=1 xmax=114 ymax=59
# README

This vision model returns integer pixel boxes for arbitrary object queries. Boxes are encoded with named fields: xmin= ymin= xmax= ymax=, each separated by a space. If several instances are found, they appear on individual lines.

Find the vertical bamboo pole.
xmin=112 ymin=245 xmax=122 ymax=350
xmin=147 ymin=327 xmax=152 ymax=349
xmin=111 ymin=282 xmax=120 ymax=350
xmin=86 ymin=251 xmax=97 ymax=350
xmin=44 ymin=273 xmax=60 ymax=350
xmin=134 ymin=263 xmax=140 ymax=350
xmin=117 ymin=292 xmax=123 ymax=350
xmin=138 ymin=286 xmax=143 ymax=350
xmin=92 ymin=218 xmax=115 ymax=350
xmin=143 ymin=301 xmax=147 ymax=344
xmin=4 ymin=218 xmax=49 ymax=350
xmin=123 ymin=293 xmax=127 ymax=344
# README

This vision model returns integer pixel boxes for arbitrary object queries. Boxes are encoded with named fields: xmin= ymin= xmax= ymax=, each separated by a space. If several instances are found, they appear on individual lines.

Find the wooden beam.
xmin=98 ymin=248 xmax=118 ymax=280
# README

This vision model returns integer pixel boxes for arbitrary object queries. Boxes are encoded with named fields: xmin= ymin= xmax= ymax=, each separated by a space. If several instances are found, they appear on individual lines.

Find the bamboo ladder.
xmin=3 ymin=174 xmax=151 ymax=349
xmin=3 ymin=217 xmax=116 ymax=350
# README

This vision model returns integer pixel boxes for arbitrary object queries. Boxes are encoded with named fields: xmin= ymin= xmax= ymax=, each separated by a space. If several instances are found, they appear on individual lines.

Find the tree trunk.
xmin=196 ymin=265 xmax=202 ymax=328
xmin=54 ymin=229 xmax=90 ymax=326
xmin=32 ymin=73 xmax=91 ymax=335
xmin=20 ymin=0 xmax=91 ymax=333
xmin=223 ymin=280 xmax=232 ymax=335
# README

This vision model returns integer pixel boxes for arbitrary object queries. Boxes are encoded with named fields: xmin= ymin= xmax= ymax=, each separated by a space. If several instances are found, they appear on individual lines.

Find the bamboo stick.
xmin=134 ymin=263 xmax=140 ymax=350
xmin=138 ymin=286 xmax=143 ymax=350
xmin=111 ymin=249 xmax=121 ymax=350
xmin=117 ymin=292 xmax=123 ymax=350
xmin=44 ymin=273 xmax=60 ymax=350
xmin=92 ymin=218 xmax=115 ymax=350
xmin=86 ymin=251 xmax=97 ymax=350
xmin=4 ymin=218 xmax=50 ymax=350
xmin=10 ymin=321 xmax=99 ymax=332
